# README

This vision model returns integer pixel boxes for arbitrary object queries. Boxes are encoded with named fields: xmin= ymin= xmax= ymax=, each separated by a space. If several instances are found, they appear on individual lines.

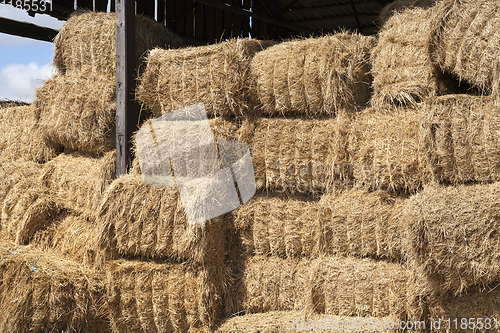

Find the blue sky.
xmin=0 ymin=5 xmax=64 ymax=102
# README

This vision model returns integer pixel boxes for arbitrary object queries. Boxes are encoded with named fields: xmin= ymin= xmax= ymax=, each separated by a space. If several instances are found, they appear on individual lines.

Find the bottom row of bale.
xmin=1 ymin=148 xmax=499 ymax=332
xmin=1 ymin=184 xmax=500 ymax=333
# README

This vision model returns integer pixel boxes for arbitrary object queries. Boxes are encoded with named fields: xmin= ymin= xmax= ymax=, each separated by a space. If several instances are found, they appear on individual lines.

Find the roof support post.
xmin=116 ymin=0 xmax=137 ymax=176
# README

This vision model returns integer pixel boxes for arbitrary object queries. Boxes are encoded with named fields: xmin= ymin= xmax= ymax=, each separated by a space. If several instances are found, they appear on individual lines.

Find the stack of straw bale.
xmin=349 ymin=95 xmax=500 ymax=192
xmin=136 ymin=38 xmax=271 ymax=117
xmin=371 ymin=2 xmax=451 ymax=108
xmin=233 ymin=256 xmax=423 ymax=322
xmin=39 ymin=150 xmax=116 ymax=216
xmin=0 ymin=244 xmax=109 ymax=332
xmin=217 ymin=312 xmax=397 ymax=332
xmin=233 ymin=188 xmax=404 ymax=260
xmin=250 ymin=115 xmax=351 ymax=195
xmin=250 ymin=32 xmax=375 ymax=116
xmin=403 ymin=182 xmax=500 ymax=294
xmin=0 ymin=105 xmax=57 ymax=163
xmin=106 ymin=259 xmax=225 ymax=331
xmin=53 ymin=11 xmax=184 ymax=75
xmin=35 ymin=11 xmax=183 ymax=155
xmin=433 ymin=0 xmax=500 ymax=97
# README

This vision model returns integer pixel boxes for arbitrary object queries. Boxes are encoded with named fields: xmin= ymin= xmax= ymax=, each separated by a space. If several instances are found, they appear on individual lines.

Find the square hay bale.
xmin=233 ymin=193 xmax=317 ymax=258
xmin=53 ymin=11 xmax=184 ymax=75
xmin=1 ymin=179 xmax=60 ymax=245
xmin=106 ymin=259 xmax=225 ymax=332
xmin=349 ymin=107 xmax=431 ymax=192
xmin=423 ymin=95 xmax=500 ymax=183
xmin=31 ymin=213 xmax=112 ymax=268
xmin=433 ymin=0 xmax=500 ymax=97
xmin=312 ymin=187 xmax=406 ymax=260
xmin=217 ymin=311 xmax=399 ymax=332
xmin=0 ymin=244 xmax=109 ymax=332
xmin=402 ymin=182 xmax=500 ymax=294
xmin=0 ymin=105 xmax=57 ymax=163
xmin=39 ymin=150 xmax=116 ymax=217
xmin=234 ymin=188 xmax=404 ymax=260
xmin=349 ymin=95 xmax=500 ymax=192
xmin=250 ymin=32 xmax=374 ymax=117
xmin=250 ymin=115 xmax=352 ymax=195
xmin=371 ymin=2 xmax=451 ymax=108
xmin=427 ymin=285 xmax=500 ymax=333
xmin=235 ymin=256 xmax=420 ymax=322
xmin=96 ymin=174 xmax=230 ymax=265
xmin=135 ymin=38 xmax=270 ymax=117
xmin=34 ymin=70 xmax=117 ymax=155
xmin=0 ymin=159 xmax=42 ymax=213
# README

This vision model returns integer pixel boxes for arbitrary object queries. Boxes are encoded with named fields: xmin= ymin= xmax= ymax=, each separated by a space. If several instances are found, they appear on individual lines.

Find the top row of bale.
xmin=134 ymin=31 xmax=375 ymax=118
xmin=51 ymin=0 xmax=500 ymax=121
xmin=31 ymin=0 xmax=500 ymax=158
xmin=48 ymin=11 xmax=376 ymax=120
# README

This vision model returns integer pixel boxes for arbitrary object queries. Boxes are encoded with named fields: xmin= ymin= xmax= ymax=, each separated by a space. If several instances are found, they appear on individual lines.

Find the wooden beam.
xmin=115 ymin=0 xmax=137 ymax=176
xmin=192 ymin=0 xmax=313 ymax=34
xmin=0 ymin=17 xmax=58 ymax=43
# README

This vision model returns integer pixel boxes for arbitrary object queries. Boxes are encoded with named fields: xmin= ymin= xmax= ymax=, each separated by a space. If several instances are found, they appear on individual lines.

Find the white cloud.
xmin=0 ymin=5 xmax=64 ymax=46
xmin=0 ymin=62 xmax=54 ymax=102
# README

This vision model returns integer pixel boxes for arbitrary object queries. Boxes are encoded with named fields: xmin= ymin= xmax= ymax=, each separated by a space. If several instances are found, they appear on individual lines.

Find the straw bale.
xmin=135 ymin=38 xmax=270 ymax=117
xmin=371 ymin=3 xmax=451 ymax=108
xmin=349 ymin=107 xmax=430 ymax=191
xmin=217 ymin=312 xmax=398 ymax=332
xmin=312 ymin=187 xmax=406 ymax=260
xmin=233 ymin=193 xmax=317 ymax=258
xmin=234 ymin=189 xmax=404 ymax=260
xmin=96 ymin=174 xmax=229 ymax=265
xmin=0 ymin=159 xmax=41 ymax=213
xmin=350 ymin=95 xmax=500 ymax=191
xmin=0 ymin=105 xmax=57 ymax=163
xmin=0 ymin=244 xmax=109 ymax=332
xmin=433 ymin=0 xmax=500 ymax=96
xmin=106 ymin=259 xmax=224 ymax=332
xmin=34 ymin=70 xmax=117 ymax=155
xmin=250 ymin=115 xmax=351 ymax=195
xmin=39 ymin=150 xmax=116 ymax=216
xmin=31 ymin=213 xmax=111 ymax=268
xmin=423 ymin=94 xmax=500 ymax=183
xmin=53 ymin=11 xmax=183 ymax=75
xmin=403 ymin=182 xmax=500 ymax=294
xmin=427 ymin=285 xmax=500 ymax=333
xmin=1 ymin=179 xmax=60 ymax=245
xmin=239 ymin=256 xmax=417 ymax=321
xmin=250 ymin=32 xmax=374 ymax=117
